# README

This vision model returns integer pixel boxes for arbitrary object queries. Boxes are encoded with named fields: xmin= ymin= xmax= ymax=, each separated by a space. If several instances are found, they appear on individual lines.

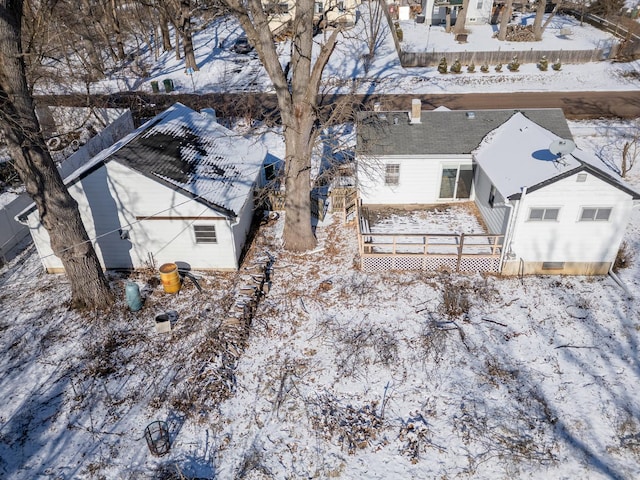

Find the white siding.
xmin=474 ymin=165 xmax=510 ymax=234
xmin=507 ymin=172 xmax=634 ymax=264
xmin=357 ymin=155 xmax=472 ymax=205
xmin=26 ymin=161 xmax=250 ymax=272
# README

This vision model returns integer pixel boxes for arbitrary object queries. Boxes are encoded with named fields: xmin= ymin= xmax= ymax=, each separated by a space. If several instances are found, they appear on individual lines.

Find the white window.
xmin=528 ymin=208 xmax=559 ymax=221
xmin=385 ymin=164 xmax=400 ymax=186
xmin=579 ymin=207 xmax=612 ymax=222
xmin=476 ymin=0 xmax=483 ymax=9
xmin=488 ymin=185 xmax=497 ymax=208
xmin=194 ymin=225 xmax=217 ymax=243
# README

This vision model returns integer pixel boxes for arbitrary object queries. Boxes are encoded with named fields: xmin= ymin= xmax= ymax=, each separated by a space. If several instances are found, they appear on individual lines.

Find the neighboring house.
xmin=266 ymin=0 xmax=359 ymax=34
xmin=421 ymin=0 xmax=493 ymax=26
xmin=0 ymin=107 xmax=133 ymax=263
xmin=356 ymin=102 xmax=640 ymax=275
xmin=18 ymin=103 xmax=268 ymax=273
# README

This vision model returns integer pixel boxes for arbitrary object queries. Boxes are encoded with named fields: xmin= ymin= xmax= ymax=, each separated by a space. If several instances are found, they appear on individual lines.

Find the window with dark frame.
xmin=194 ymin=225 xmax=217 ymax=244
xmin=579 ymin=207 xmax=612 ymax=222
xmin=528 ymin=208 xmax=559 ymax=221
xmin=488 ymin=185 xmax=496 ymax=208
xmin=385 ymin=164 xmax=400 ymax=186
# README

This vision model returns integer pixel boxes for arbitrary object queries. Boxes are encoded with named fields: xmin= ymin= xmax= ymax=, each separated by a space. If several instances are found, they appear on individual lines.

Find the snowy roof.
xmin=356 ymin=108 xmax=573 ymax=157
xmin=20 ymin=103 xmax=267 ymax=220
xmin=474 ymin=112 xmax=640 ymax=200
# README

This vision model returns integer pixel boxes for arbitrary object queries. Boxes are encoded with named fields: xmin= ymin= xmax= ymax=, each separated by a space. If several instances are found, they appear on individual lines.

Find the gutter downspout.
xmin=608 ymin=266 xmax=633 ymax=299
xmin=500 ymin=186 xmax=527 ymax=273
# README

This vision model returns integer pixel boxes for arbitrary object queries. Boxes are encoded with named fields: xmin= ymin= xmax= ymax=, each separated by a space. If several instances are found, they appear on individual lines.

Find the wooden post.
xmin=456 ymin=233 xmax=465 ymax=272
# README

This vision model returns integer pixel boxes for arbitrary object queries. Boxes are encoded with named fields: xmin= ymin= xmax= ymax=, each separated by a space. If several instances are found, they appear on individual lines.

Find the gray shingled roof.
xmin=19 ymin=103 xmax=267 ymax=221
xmin=356 ymin=108 xmax=573 ymax=157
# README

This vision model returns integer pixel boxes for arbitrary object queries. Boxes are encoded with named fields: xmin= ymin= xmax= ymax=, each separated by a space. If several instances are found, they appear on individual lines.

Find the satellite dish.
xmin=549 ymin=139 xmax=576 ymax=157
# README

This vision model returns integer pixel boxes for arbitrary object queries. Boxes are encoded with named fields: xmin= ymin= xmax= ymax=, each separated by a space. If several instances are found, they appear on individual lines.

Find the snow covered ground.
xmin=2 ymin=7 xmax=640 ymax=480
xmin=1 ymin=116 xmax=640 ymax=479
xmin=55 ymin=9 xmax=640 ymax=97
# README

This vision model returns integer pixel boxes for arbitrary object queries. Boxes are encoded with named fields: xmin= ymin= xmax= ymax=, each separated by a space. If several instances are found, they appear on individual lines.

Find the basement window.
xmin=385 ymin=164 xmax=400 ymax=186
xmin=579 ymin=207 xmax=612 ymax=222
xmin=528 ymin=207 xmax=559 ymax=221
xmin=194 ymin=225 xmax=217 ymax=244
xmin=542 ymin=262 xmax=565 ymax=270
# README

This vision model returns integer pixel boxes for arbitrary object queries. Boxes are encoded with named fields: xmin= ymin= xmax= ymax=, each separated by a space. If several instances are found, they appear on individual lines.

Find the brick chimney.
xmin=410 ymin=99 xmax=421 ymax=124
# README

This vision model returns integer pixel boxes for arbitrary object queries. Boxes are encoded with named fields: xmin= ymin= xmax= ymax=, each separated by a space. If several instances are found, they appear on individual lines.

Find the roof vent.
xmin=410 ymin=99 xmax=421 ymax=124
xmin=201 ymin=108 xmax=217 ymax=122
xmin=466 ymin=111 xmax=476 ymax=119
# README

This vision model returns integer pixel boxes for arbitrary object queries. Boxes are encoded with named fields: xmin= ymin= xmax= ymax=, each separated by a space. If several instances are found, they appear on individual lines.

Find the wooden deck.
xmin=358 ymin=204 xmax=504 ymax=273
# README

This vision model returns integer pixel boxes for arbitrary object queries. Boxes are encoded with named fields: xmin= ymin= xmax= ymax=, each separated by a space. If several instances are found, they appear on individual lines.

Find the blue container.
xmin=125 ymin=281 xmax=143 ymax=312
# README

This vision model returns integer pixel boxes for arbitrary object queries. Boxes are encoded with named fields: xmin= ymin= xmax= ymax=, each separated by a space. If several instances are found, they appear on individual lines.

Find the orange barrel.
xmin=159 ymin=263 xmax=181 ymax=294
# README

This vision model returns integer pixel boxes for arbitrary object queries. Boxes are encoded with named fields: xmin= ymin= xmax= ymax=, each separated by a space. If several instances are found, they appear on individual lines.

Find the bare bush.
xmin=614 ymin=241 xmax=632 ymax=272
xmin=317 ymin=315 xmax=400 ymax=378
xmin=398 ymin=411 xmax=433 ymax=464
xmin=309 ymin=394 xmax=384 ymax=454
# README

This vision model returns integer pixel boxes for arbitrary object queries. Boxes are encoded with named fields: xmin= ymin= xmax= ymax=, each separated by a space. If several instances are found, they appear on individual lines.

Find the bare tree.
xmin=0 ymin=0 xmax=112 ymax=309
xmin=223 ymin=0 xmax=340 ymax=251
xmin=363 ymin=0 xmax=384 ymax=67
xmin=621 ymin=124 xmax=640 ymax=178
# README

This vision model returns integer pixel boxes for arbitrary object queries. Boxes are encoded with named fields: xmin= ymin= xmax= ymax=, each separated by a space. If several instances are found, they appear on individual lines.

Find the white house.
xmin=420 ymin=0 xmax=494 ymax=26
xmin=356 ymin=103 xmax=640 ymax=275
xmin=474 ymin=112 xmax=640 ymax=275
xmin=18 ymin=103 xmax=268 ymax=273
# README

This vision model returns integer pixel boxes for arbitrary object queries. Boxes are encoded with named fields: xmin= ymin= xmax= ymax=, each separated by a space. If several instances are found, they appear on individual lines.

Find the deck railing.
xmin=358 ymin=208 xmax=504 ymax=273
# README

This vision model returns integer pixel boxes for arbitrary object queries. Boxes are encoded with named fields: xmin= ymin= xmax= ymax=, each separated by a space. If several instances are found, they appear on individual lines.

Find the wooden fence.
xmin=262 ymin=190 xmax=327 ymax=221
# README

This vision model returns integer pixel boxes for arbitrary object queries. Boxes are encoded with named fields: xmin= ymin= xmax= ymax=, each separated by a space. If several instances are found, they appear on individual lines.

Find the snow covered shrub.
xmin=437 ymin=57 xmax=448 ymax=74
xmin=480 ymin=63 xmax=489 ymax=73
xmin=495 ymin=63 xmax=503 ymax=72
xmin=467 ymin=62 xmax=476 ymax=73
xmin=538 ymin=55 xmax=549 ymax=71
xmin=507 ymin=56 xmax=520 ymax=72
xmin=552 ymin=58 xmax=562 ymax=71
xmin=450 ymin=58 xmax=462 ymax=74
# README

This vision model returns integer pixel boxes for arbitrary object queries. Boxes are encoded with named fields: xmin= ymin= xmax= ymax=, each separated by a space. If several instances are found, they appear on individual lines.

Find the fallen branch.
xmin=481 ymin=317 xmax=507 ymax=327
xmin=555 ymin=344 xmax=597 ymax=349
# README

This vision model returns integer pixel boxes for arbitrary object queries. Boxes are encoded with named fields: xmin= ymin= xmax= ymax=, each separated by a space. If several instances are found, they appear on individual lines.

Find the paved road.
xmin=36 ymin=90 xmax=640 ymax=121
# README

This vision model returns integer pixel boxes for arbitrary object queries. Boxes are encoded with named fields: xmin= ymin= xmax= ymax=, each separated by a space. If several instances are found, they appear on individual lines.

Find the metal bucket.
xmin=159 ymin=263 xmax=181 ymax=294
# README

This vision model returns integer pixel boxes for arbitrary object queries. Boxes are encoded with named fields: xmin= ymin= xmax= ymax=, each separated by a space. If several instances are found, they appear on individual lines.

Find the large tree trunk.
xmin=225 ymin=0 xmax=338 ymax=252
xmin=533 ymin=0 xmax=545 ymax=40
xmin=498 ymin=0 xmax=513 ymax=41
xmin=109 ymin=0 xmax=126 ymax=60
xmin=453 ymin=0 xmax=470 ymax=36
xmin=160 ymin=10 xmax=173 ymax=52
xmin=180 ymin=0 xmax=198 ymax=71
xmin=0 ymin=0 xmax=112 ymax=309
